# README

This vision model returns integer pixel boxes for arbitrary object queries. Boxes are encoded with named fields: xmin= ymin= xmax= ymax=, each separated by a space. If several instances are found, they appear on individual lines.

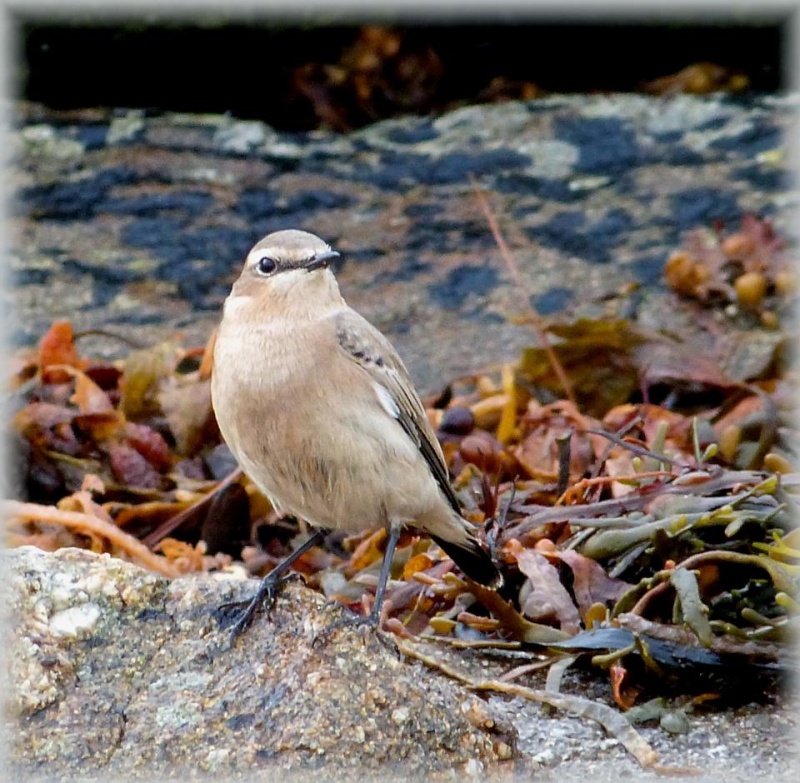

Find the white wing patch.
xmin=373 ymin=381 xmax=400 ymax=418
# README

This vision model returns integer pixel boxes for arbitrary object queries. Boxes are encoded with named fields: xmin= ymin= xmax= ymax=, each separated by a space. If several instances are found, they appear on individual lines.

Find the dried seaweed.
xmin=5 ymin=214 xmax=798 ymax=715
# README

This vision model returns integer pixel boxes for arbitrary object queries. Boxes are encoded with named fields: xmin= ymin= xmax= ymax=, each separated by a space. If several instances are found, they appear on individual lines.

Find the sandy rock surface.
xmin=5 ymin=546 xmax=796 ymax=782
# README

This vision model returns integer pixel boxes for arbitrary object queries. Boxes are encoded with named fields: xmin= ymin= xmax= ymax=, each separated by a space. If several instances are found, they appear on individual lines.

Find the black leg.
xmin=366 ymin=524 xmax=402 ymax=626
xmin=313 ymin=525 xmax=403 ymax=646
xmin=225 ymin=528 xmax=328 ymax=645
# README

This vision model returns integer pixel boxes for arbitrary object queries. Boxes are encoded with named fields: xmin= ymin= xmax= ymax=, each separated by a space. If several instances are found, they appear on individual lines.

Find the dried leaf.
xmin=558 ymin=549 xmax=632 ymax=621
xmin=14 ymin=402 xmax=74 ymax=444
xmin=71 ymin=369 xmax=115 ymax=415
xmin=108 ymin=443 xmax=163 ymax=490
xmin=200 ymin=481 xmax=251 ymax=557
xmin=516 ymin=548 xmax=581 ymax=634
xmin=348 ymin=528 xmax=387 ymax=572
xmin=120 ymin=341 xmax=178 ymax=419
xmin=72 ymin=412 xmax=124 ymax=443
xmin=38 ymin=320 xmax=82 ymax=382
xmin=124 ymin=422 xmax=172 ymax=470
xmin=159 ymin=376 xmax=215 ymax=456
xmin=198 ymin=328 xmax=217 ymax=380
xmin=518 ymin=320 xmax=645 ymax=416
xmin=514 ymin=401 xmax=597 ymax=483
xmin=643 ymin=62 xmax=748 ymax=96
xmin=632 ymin=340 xmax=733 ymax=390
xmin=403 ymin=552 xmax=435 ymax=581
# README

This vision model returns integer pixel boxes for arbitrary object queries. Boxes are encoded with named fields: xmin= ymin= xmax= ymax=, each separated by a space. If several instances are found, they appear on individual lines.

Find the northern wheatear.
xmin=211 ymin=229 xmax=502 ymax=641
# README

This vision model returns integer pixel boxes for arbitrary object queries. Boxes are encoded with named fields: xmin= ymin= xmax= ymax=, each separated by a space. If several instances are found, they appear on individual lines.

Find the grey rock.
xmin=6 ymin=546 xmax=516 ymax=781
xmin=8 ymin=94 xmax=795 ymax=393
xmin=107 ymin=112 xmax=146 ymax=146
xmin=6 ymin=546 xmax=795 ymax=783
xmin=213 ymin=120 xmax=269 ymax=154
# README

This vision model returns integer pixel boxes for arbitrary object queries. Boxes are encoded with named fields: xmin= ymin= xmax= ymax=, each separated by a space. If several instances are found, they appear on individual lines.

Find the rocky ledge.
xmin=6 ymin=546 xmax=516 ymax=782
xmin=5 ymin=546 xmax=795 ymax=782
xmin=9 ymin=93 xmax=796 ymax=393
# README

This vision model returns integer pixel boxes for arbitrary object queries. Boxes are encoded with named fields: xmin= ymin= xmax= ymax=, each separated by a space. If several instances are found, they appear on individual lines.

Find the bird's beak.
xmin=305 ymin=250 xmax=340 ymax=272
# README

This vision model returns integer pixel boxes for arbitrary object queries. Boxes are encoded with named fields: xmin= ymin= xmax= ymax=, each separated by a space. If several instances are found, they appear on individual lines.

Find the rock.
xmin=213 ymin=120 xmax=269 ymax=154
xmin=8 ymin=94 xmax=795 ymax=392
xmin=6 ymin=546 xmax=517 ymax=781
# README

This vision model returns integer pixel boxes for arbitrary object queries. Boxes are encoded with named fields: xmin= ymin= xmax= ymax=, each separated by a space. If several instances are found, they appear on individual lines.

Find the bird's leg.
xmin=222 ymin=527 xmax=328 ymax=645
xmin=313 ymin=524 xmax=403 ymax=645
xmin=366 ymin=524 xmax=402 ymax=626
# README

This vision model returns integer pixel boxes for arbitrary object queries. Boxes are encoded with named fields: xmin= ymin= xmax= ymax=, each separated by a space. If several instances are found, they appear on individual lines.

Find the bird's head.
xmin=226 ymin=229 xmax=343 ymax=320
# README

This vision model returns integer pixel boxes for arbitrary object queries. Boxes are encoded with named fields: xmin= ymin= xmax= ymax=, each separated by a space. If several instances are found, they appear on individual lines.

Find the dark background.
xmin=17 ymin=20 xmax=787 ymax=131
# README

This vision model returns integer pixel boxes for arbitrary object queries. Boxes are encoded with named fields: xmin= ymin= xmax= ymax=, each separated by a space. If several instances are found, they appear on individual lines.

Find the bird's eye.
xmin=256 ymin=256 xmax=277 ymax=275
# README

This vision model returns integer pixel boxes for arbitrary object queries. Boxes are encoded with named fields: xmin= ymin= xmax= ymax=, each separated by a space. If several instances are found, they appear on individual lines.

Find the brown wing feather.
xmin=334 ymin=311 xmax=461 ymax=515
xmin=334 ymin=310 xmax=503 ymax=589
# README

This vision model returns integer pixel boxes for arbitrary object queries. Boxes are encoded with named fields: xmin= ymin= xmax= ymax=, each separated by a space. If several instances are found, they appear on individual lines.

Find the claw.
xmin=221 ymin=572 xmax=296 ymax=646
xmin=217 ymin=528 xmax=329 ymax=646
xmin=310 ymin=601 xmax=398 ymax=654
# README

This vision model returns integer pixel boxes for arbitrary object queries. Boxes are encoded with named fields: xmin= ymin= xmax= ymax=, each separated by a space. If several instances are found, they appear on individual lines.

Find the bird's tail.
xmin=431 ymin=534 xmax=503 ymax=589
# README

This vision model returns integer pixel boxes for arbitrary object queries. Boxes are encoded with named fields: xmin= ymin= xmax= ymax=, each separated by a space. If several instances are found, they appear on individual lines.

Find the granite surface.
xmin=8 ymin=94 xmax=796 ymax=393
xmin=6 ymin=546 xmax=795 ymax=782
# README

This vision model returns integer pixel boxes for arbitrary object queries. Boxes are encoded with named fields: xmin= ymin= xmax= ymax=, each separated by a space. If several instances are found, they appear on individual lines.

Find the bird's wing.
xmin=334 ymin=310 xmax=461 ymax=515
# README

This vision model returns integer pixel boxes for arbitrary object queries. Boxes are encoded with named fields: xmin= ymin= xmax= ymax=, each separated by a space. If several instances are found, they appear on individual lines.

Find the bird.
xmin=211 ymin=229 xmax=502 ymax=641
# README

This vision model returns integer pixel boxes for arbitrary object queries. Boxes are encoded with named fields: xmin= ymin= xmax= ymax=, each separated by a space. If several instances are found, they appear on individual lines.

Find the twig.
xmin=555 ymin=431 xmax=572 ymax=498
xmin=499 ymin=469 xmax=771 ymax=543
xmin=72 ymin=328 xmax=148 ymax=349
xmin=585 ymin=428 xmax=684 ymax=467
xmin=3 ymin=499 xmax=179 ymax=577
xmin=418 ymin=635 xmax=523 ymax=651
xmin=556 ymin=471 xmax=676 ymax=506
xmin=471 ymin=180 xmax=577 ymax=406
xmin=394 ymin=636 xmax=661 ymax=769
xmin=497 ymin=658 xmax=555 ymax=681
xmin=588 ymin=414 xmax=645 ymax=481
xmin=142 ymin=468 xmax=243 ymax=549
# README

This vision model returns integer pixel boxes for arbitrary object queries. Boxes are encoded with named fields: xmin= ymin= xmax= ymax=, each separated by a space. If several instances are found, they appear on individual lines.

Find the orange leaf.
xmin=610 ymin=662 xmax=638 ymax=709
xmin=402 ymin=552 xmax=435 ymax=581
xmin=39 ymin=321 xmax=82 ymax=382
xmin=199 ymin=328 xmax=217 ymax=380
xmin=349 ymin=528 xmax=387 ymax=571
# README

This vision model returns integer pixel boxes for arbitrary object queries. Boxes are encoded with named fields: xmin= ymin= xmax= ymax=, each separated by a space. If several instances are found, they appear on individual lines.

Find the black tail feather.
xmin=431 ymin=534 xmax=503 ymax=589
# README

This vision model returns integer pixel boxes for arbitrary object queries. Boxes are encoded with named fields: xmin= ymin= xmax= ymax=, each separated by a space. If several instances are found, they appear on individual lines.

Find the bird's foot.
xmin=312 ymin=604 xmax=397 ymax=654
xmin=218 ymin=572 xmax=305 ymax=647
